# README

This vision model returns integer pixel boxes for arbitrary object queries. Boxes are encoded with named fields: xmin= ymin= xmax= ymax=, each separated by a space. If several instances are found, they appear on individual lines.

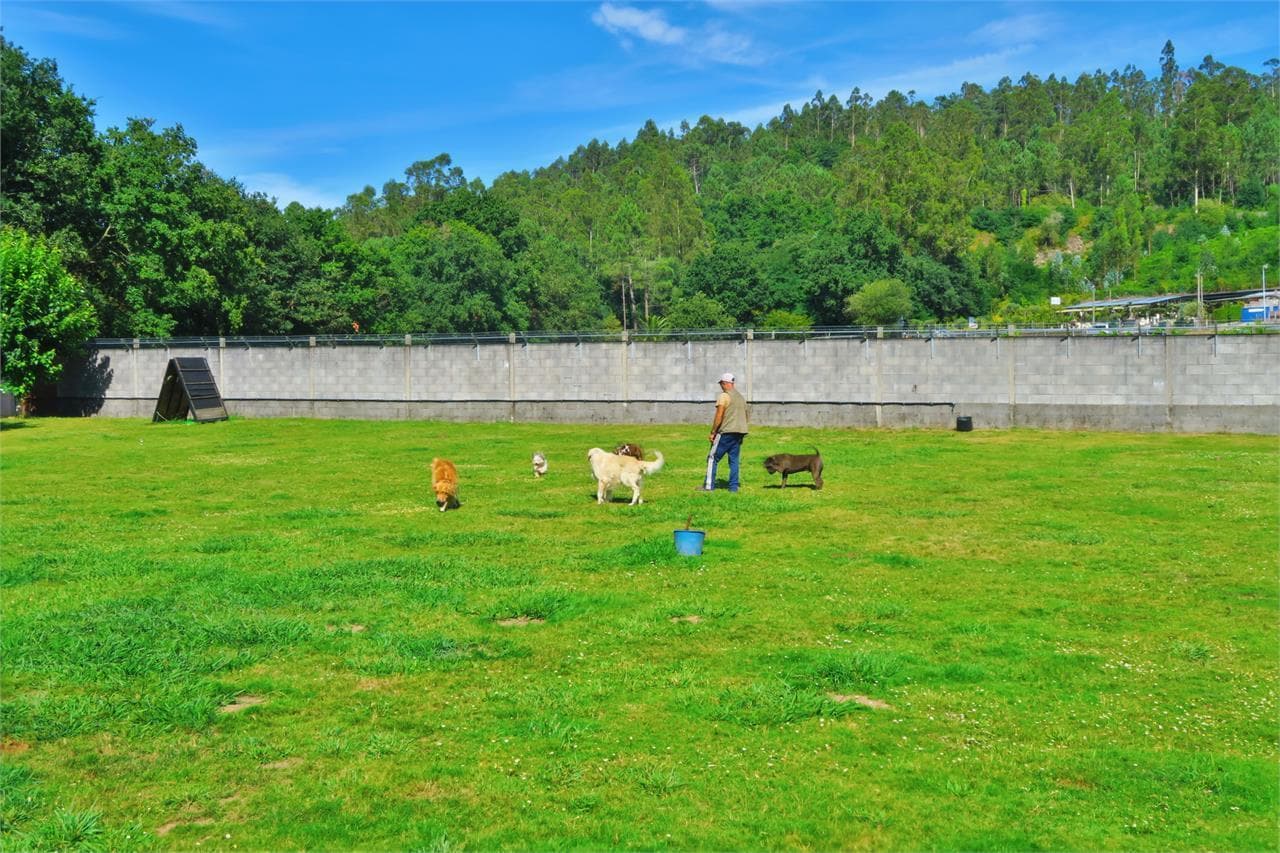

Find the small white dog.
xmin=587 ymin=447 xmax=664 ymax=505
xmin=532 ymin=452 xmax=548 ymax=478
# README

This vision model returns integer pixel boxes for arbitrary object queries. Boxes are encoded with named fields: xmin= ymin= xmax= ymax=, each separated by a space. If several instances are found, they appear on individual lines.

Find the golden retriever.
xmin=431 ymin=458 xmax=459 ymax=511
xmin=587 ymin=447 xmax=664 ymax=505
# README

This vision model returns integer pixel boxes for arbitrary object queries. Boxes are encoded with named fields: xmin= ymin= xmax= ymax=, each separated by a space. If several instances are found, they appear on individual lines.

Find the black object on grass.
xmin=153 ymin=358 xmax=228 ymax=423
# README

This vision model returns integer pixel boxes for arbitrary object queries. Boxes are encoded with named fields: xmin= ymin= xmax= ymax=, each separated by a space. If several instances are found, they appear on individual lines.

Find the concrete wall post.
xmin=621 ymin=331 xmax=630 ymax=404
xmin=508 ymin=332 xmax=518 ymax=421
xmin=405 ymin=334 xmax=413 ymax=401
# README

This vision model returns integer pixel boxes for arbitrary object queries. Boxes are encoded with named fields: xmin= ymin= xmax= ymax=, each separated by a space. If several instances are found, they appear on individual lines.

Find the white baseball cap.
xmin=718 ymin=372 xmax=735 ymax=383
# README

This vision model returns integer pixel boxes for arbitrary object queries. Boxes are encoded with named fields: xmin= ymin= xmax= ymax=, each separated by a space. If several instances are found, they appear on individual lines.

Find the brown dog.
xmin=614 ymin=443 xmax=644 ymax=460
xmin=763 ymin=448 xmax=823 ymax=489
xmin=431 ymin=458 xmax=460 ymax=511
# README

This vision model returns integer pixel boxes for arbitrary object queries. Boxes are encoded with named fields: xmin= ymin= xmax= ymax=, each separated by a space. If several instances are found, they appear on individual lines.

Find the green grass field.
xmin=1 ymin=417 xmax=1276 ymax=851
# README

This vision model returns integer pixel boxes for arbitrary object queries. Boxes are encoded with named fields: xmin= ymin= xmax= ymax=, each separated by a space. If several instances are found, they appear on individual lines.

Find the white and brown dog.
xmin=532 ymin=452 xmax=548 ymax=478
xmin=587 ymin=447 xmax=664 ymax=505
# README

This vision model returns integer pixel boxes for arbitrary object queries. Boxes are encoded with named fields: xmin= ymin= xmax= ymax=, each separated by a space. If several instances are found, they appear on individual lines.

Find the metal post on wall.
xmin=404 ymin=334 xmax=413 ymax=401
xmin=620 ymin=330 xmax=629 ymax=405
xmin=1006 ymin=333 xmax=1016 ymax=422
xmin=132 ymin=338 xmax=140 ymax=400
xmin=1263 ymin=263 xmax=1270 ymax=320
xmin=1196 ymin=270 xmax=1204 ymax=325
xmin=508 ymin=332 xmax=517 ymax=421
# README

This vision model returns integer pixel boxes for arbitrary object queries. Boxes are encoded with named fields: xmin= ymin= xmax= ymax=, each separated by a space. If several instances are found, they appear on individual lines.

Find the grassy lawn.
xmin=1 ymin=417 xmax=1276 ymax=851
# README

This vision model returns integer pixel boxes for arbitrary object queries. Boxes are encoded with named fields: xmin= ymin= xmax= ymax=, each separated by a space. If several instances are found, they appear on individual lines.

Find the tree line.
xmin=3 ymin=35 xmax=1277 ymax=372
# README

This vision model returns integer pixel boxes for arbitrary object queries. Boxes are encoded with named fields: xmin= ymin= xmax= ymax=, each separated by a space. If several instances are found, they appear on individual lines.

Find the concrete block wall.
xmin=750 ymin=337 xmax=870 ymax=402
xmin=54 ymin=333 xmax=1280 ymax=433
xmin=514 ymin=341 xmax=625 ymax=402
xmin=627 ymin=339 xmax=745 ymax=401
xmin=227 ymin=344 xmax=313 ymax=400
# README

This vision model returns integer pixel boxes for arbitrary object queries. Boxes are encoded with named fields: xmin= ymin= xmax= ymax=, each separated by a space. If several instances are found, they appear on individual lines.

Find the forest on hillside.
xmin=3 ymin=36 xmax=1278 ymax=342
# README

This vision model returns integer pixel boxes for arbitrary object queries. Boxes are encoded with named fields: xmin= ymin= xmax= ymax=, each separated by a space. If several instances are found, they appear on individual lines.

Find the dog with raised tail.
xmin=763 ymin=447 xmax=823 ymax=489
xmin=587 ymin=448 xmax=664 ymax=505
xmin=532 ymin=452 xmax=548 ymax=478
xmin=431 ymin=458 xmax=460 ymax=511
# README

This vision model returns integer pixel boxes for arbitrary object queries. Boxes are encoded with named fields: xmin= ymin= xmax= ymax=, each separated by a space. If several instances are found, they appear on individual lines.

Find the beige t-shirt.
xmin=716 ymin=387 xmax=749 ymax=434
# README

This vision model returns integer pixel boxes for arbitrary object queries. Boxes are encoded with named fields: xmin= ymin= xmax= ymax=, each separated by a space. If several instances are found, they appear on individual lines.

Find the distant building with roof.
xmin=1061 ymin=289 xmax=1273 ymax=323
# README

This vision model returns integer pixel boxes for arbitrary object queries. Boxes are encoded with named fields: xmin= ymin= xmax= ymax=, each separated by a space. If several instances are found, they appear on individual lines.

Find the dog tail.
xmin=642 ymin=451 xmax=664 ymax=474
xmin=813 ymin=446 xmax=821 ymax=457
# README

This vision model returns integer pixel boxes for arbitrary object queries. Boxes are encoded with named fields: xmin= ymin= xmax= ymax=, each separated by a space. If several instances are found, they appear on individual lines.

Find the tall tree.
xmin=94 ymin=118 xmax=255 ymax=336
xmin=0 ymin=38 xmax=104 ymax=277
xmin=0 ymin=227 xmax=99 ymax=410
xmin=844 ymin=277 xmax=913 ymax=325
xmin=1159 ymin=40 xmax=1183 ymax=123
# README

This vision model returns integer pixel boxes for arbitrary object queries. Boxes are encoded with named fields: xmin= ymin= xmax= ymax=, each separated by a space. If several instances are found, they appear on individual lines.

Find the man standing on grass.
xmin=703 ymin=372 xmax=749 ymax=491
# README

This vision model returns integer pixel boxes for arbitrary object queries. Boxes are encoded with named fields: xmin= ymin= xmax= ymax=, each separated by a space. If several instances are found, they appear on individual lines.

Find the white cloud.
xmin=590 ymin=3 xmax=763 ymax=66
xmin=721 ymin=99 xmax=790 ymax=128
xmin=131 ymin=1 xmax=238 ymax=30
xmin=862 ymin=46 xmax=1036 ymax=97
xmin=675 ymin=45 xmax=1033 ymax=134
xmin=6 ymin=2 xmax=237 ymax=43
xmin=236 ymin=172 xmax=345 ymax=211
xmin=9 ymin=8 xmax=129 ymax=40
xmin=198 ymin=107 xmax=461 ymax=166
xmin=512 ymin=63 xmax=656 ymax=113
xmin=591 ymin=3 xmax=687 ymax=45
xmin=970 ymin=13 xmax=1053 ymax=46
xmin=655 ymin=96 xmax=786 ymax=132
xmin=700 ymin=24 xmax=760 ymax=66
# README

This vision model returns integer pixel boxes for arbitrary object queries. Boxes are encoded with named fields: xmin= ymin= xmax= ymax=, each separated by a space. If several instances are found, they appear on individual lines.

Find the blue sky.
xmin=5 ymin=1 xmax=1277 ymax=210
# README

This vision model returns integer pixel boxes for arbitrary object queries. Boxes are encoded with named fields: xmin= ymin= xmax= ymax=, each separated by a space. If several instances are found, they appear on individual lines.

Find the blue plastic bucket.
xmin=673 ymin=529 xmax=706 ymax=556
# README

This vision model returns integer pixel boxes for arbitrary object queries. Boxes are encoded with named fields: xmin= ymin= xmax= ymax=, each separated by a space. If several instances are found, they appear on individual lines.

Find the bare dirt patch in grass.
xmin=1057 ymin=777 xmax=1096 ymax=790
xmin=0 ymin=739 xmax=31 ymax=755
xmin=218 ymin=695 xmax=266 ymax=714
xmin=156 ymin=817 xmax=214 ymax=837
xmin=408 ymin=781 xmax=447 ymax=800
xmin=497 ymin=616 xmax=545 ymax=627
xmin=325 ymin=623 xmax=367 ymax=633
xmin=829 ymin=693 xmax=891 ymax=709
xmin=670 ymin=615 xmax=703 ymax=624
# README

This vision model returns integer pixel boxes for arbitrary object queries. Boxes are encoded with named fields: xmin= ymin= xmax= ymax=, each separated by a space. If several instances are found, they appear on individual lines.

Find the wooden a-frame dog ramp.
xmin=152 ymin=357 xmax=228 ymax=422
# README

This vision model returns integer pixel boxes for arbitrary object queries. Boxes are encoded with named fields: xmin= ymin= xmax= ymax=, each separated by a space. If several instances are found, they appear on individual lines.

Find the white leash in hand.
xmin=704 ymin=433 xmax=721 ymax=490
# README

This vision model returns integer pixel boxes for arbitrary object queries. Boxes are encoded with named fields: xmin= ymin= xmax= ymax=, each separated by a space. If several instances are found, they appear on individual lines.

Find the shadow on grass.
xmin=586 ymin=490 xmax=658 ymax=504
xmin=691 ymin=479 xmax=738 ymax=492
xmin=0 ymin=420 xmax=34 ymax=431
